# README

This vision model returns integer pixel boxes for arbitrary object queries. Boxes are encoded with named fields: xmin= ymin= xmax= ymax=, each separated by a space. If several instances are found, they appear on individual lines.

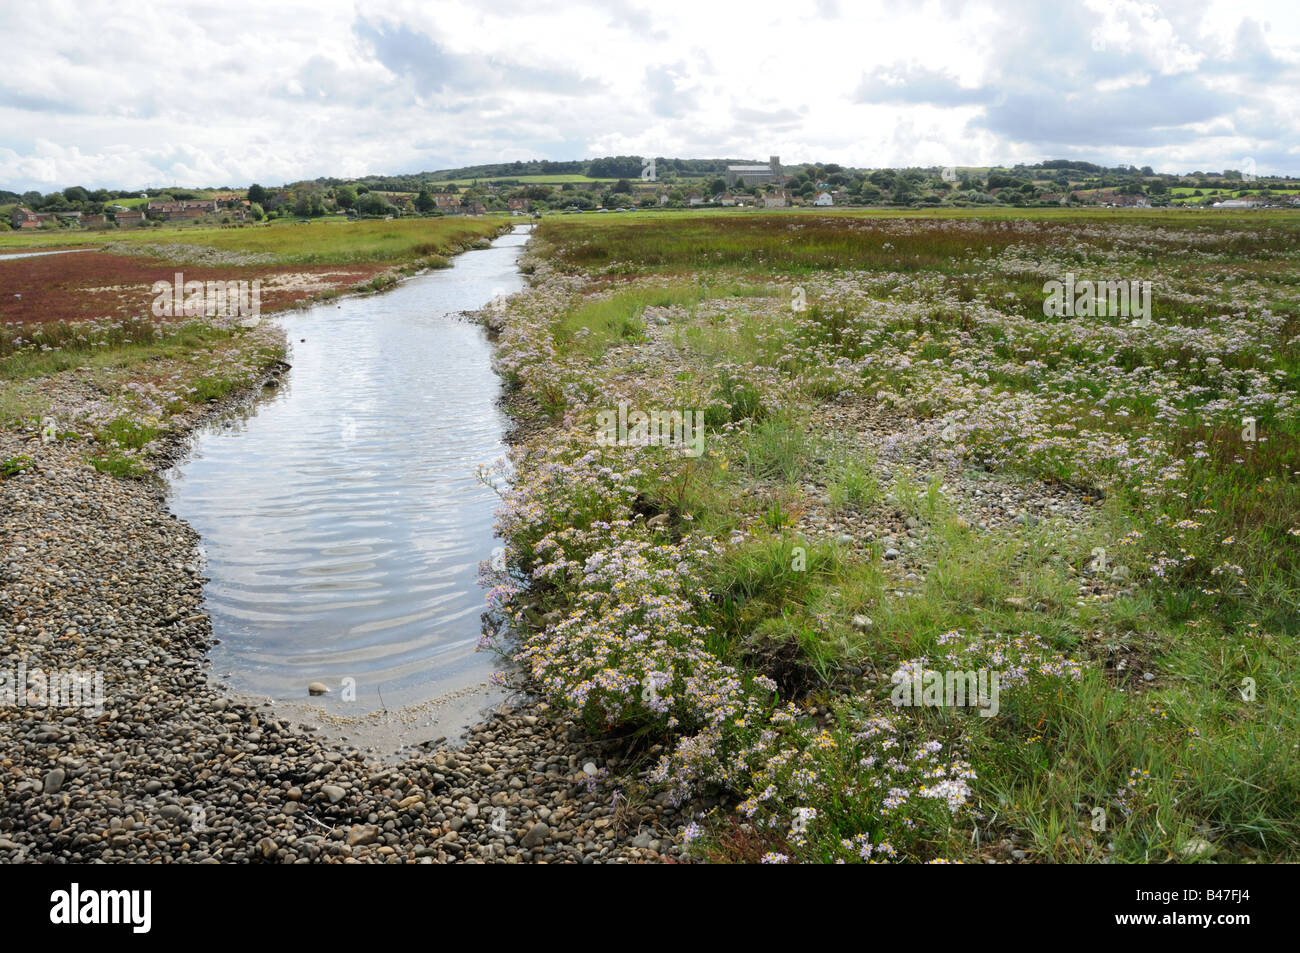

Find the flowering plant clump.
xmin=735 ymin=711 xmax=973 ymax=863
xmin=482 ymin=438 xmax=787 ymax=801
xmin=933 ymin=628 xmax=1085 ymax=685
xmin=727 ymin=628 xmax=1083 ymax=863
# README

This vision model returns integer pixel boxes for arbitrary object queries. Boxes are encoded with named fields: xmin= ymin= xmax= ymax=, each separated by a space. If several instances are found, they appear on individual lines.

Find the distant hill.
xmin=8 ymin=158 xmax=1297 ymax=218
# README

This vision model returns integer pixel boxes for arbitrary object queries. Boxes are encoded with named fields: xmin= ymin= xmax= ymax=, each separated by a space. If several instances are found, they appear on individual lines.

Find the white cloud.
xmin=0 ymin=0 xmax=1297 ymax=191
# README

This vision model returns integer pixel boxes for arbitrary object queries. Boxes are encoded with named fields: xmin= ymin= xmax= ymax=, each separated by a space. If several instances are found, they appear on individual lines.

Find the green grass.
xmin=496 ymin=206 xmax=1300 ymax=862
xmin=0 ymin=379 xmax=48 ymax=428
xmin=0 ymin=216 xmax=506 ymax=264
xmin=1 ymin=454 xmax=34 ymax=478
xmin=739 ymin=413 xmax=811 ymax=484
xmin=2 ymin=318 xmax=238 ymax=379
xmin=824 ymin=444 xmax=880 ymax=511
xmin=550 ymin=282 xmax=707 ymax=364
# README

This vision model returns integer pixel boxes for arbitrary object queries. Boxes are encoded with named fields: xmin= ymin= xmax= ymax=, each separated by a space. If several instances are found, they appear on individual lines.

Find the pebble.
xmin=520 ymin=822 xmax=549 ymax=849
xmin=345 ymin=825 xmax=379 ymax=847
xmin=42 ymin=769 xmax=66 ymax=795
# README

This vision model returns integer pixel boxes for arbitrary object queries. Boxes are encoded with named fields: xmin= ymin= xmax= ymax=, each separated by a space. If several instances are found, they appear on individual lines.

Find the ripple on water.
xmin=167 ymin=229 xmax=530 ymax=716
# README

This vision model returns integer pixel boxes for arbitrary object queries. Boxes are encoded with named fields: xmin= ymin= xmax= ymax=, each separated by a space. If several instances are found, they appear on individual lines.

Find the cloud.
xmin=289 ymin=55 xmax=382 ymax=106
xmin=645 ymin=63 xmax=691 ymax=118
xmin=602 ymin=0 xmax=670 ymax=41
xmin=856 ymin=64 xmax=997 ymax=106
xmin=978 ymin=73 xmax=1238 ymax=147
xmin=1219 ymin=18 xmax=1290 ymax=80
xmin=354 ymin=18 xmax=597 ymax=99
xmin=1 ymin=0 xmax=1299 ymax=191
xmin=855 ymin=1 xmax=1298 ymax=169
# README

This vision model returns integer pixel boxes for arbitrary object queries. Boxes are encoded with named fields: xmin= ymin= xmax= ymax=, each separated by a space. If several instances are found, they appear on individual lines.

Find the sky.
xmin=2 ymin=0 xmax=1298 ymax=192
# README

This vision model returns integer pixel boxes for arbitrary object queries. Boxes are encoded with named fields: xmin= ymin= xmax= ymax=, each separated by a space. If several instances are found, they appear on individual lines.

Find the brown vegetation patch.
xmin=0 ymin=251 xmax=388 ymax=325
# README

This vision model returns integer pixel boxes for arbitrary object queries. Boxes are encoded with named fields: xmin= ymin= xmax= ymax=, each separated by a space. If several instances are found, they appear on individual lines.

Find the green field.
xmin=483 ymin=206 xmax=1300 ymax=863
xmin=529 ymin=206 xmax=1300 ymax=274
xmin=0 ymin=215 xmax=506 ymax=264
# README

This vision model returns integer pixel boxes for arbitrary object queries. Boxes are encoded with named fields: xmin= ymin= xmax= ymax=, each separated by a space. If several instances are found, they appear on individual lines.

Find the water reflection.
xmin=167 ymin=226 xmax=528 ymax=713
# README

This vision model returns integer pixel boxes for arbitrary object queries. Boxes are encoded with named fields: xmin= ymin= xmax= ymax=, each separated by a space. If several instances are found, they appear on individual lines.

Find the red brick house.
xmin=10 ymin=206 xmax=41 ymax=228
xmin=147 ymin=199 xmax=219 ymax=220
xmin=10 ymin=208 xmax=82 ymax=227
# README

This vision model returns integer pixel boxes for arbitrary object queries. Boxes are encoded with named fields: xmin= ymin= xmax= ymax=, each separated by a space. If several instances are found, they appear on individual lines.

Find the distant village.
xmin=5 ymin=155 xmax=1299 ymax=230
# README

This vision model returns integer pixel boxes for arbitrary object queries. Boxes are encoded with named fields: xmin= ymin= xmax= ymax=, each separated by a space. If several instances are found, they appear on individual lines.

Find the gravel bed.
xmin=0 ymin=382 xmax=688 ymax=864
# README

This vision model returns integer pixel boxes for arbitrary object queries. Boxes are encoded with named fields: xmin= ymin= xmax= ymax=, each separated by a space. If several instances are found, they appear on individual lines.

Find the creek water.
xmin=0 ymin=248 xmax=94 ymax=261
xmin=165 ymin=225 xmax=529 ymax=751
